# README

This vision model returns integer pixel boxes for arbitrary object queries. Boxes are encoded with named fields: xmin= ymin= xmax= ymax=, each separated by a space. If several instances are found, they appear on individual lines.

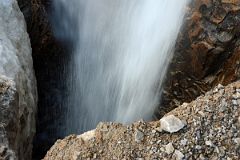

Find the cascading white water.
xmin=52 ymin=0 xmax=189 ymax=134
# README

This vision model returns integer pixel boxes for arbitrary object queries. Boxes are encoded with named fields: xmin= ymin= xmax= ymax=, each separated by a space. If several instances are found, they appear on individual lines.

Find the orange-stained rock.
xmin=157 ymin=0 xmax=240 ymax=117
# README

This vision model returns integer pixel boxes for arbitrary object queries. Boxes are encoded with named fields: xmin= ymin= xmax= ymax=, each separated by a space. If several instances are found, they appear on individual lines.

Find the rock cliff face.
xmin=44 ymin=81 xmax=240 ymax=160
xmin=0 ymin=0 xmax=37 ymax=159
xmin=158 ymin=0 xmax=240 ymax=117
xmin=16 ymin=0 xmax=70 ymax=158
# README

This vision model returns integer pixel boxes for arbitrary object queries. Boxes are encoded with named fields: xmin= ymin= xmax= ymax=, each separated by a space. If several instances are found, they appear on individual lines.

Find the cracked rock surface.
xmin=158 ymin=0 xmax=240 ymax=117
xmin=0 ymin=0 xmax=37 ymax=159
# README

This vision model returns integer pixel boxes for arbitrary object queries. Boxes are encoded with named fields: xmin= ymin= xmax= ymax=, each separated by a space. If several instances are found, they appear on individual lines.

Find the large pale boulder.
xmin=0 ymin=0 xmax=37 ymax=159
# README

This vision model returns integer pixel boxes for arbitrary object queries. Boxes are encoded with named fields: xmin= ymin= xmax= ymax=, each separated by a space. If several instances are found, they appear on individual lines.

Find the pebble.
xmin=195 ymin=145 xmax=202 ymax=150
xmin=72 ymin=151 xmax=81 ymax=160
xmin=233 ymin=138 xmax=240 ymax=145
xmin=213 ymin=88 xmax=219 ymax=93
xmin=152 ymin=130 xmax=156 ymax=134
xmin=232 ymin=92 xmax=240 ymax=99
xmin=232 ymin=100 xmax=238 ymax=106
xmin=174 ymin=150 xmax=184 ymax=160
xmin=135 ymin=130 xmax=144 ymax=143
xmin=205 ymin=140 xmax=214 ymax=147
xmin=198 ymin=111 xmax=205 ymax=117
xmin=180 ymin=138 xmax=188 ymax=146
xmin=157 ymin=140 xmax=161 ymax=144
xmin=217 ymin=84 xmax=224 ymax=89
xmin=196 ymin=130 xmax=201 ymax=140
xmin=236 ymin=89 xmax=240 ymax=93
xmin=165 ymin=143 xmax=174 ymax=154
xmin=155 ymin=127 xmax=163 ymax=132
xmin=160 ymin=147 xmax=165 ymax=152
xmin=160 ymin=115 xmax=185 ymax=133
xmin=219 ymin=99 xmax=227 ymax=112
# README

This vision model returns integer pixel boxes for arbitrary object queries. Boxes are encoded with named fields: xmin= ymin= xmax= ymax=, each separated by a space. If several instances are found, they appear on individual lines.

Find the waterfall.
xmin=52 ymin=0 xmax=189 ymax=134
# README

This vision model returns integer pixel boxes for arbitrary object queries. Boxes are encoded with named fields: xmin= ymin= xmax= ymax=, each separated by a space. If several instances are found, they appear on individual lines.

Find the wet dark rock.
xmin=16 ymin=0 xmax=70 ymax=159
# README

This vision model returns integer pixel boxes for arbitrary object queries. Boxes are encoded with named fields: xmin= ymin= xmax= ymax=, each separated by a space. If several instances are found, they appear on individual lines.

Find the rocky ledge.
xmin=44 ymin=81 xmax=240 ymax=160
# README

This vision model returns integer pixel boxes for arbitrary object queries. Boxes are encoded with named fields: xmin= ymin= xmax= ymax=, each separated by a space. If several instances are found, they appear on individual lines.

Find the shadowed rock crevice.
xmin=43 ymin=81 xmax=240 ymax=160
xmin=17 ymin=0 xmax=71 ymax=159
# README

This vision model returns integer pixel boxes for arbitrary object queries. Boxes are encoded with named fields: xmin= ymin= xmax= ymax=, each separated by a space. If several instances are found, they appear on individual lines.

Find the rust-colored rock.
xmin=157 ymin=0 xmax=240 ymax=117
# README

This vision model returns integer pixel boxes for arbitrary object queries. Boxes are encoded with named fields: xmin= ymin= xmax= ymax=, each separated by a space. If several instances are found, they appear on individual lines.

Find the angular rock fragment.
xmin=135 ymin=130 xmax=144 ymax=143
xmin=174 ymin=150 xmax=184 ymax=160
xmin=165 ymin=143 xmax=174 ymax=154
xmin=160 ymin=115 xmax=185 ymax=133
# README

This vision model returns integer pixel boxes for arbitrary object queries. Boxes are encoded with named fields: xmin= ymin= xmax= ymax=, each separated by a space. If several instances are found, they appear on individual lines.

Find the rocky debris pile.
xmin=0 ymin=0 xmax=37 ymax=159
xmin=44 ymin=81 xmax=240 ymax=160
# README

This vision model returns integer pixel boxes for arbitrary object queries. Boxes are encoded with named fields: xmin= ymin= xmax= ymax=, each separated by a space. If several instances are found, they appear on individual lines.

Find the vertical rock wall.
xmin=0 ymin=0 xmax=37 ymax=159
xmin=157 ymin=0 xmax=240 ymax=117
xmin=17 ymin=0 xmax=70 ymax=159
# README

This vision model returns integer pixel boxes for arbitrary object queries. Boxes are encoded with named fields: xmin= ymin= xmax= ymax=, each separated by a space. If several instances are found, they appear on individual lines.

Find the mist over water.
xmin=52 ymin=0 xmax=189 ymax=134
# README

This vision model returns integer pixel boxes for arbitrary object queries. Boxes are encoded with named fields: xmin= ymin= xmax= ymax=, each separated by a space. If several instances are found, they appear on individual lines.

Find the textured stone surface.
xmin=0 ymin=76 xmax=17 ymax=160
xmin=0 ymin=0 xmax=37 ymax=159
xmin=14 ymin=0 xmax=240 ymax=158
xmin=160 ymin=115 xmax=185 ymax=133
xmin=16 ymin=0 xmax=70 ymax=158
xmin=44 ymin=81 xmax=240 ymax=160
xmin=157 ymin=0 xmax=240 ymax=117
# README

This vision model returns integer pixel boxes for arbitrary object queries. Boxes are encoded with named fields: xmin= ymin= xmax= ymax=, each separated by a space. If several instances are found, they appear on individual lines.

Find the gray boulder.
xmin=0 ymin=0 xmax=37 ymax=159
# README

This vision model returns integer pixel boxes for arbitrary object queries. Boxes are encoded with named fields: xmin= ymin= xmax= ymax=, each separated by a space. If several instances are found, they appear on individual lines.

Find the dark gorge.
xmin=13 ymin=0 xmax=240 ymax=159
